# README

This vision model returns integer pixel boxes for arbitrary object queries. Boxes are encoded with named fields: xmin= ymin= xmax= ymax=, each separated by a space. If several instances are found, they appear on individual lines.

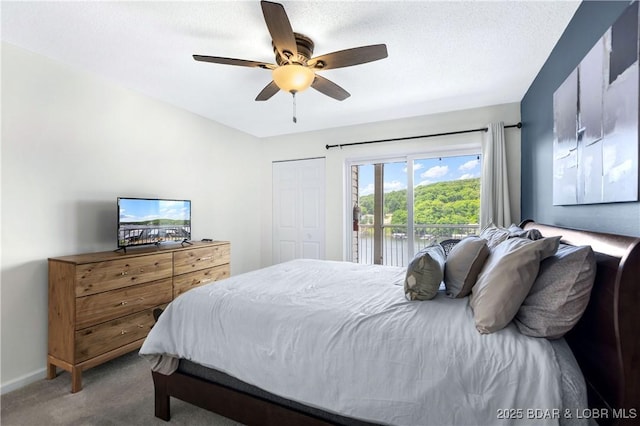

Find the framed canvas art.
xmin=553 ymin=1 xmax=639 ymax=205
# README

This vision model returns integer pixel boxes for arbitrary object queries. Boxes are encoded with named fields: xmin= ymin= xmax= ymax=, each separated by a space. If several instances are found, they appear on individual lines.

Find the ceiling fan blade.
xmin=255 ymin=81 xmax=280 ymax=101
xmin=261 ymin=1 xmax=297 ymax=60
xmin=308 ymin=44 xmax=388 ymax=70
xmin=193 ymin=55 xmax=275 ymax=69
xmin=311 ymin=75 xmax=350 ymax=101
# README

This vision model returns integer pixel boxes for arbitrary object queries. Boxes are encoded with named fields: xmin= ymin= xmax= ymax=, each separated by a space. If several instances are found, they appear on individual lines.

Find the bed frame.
xmin=151 ymin=221 xmax=640 ymax=425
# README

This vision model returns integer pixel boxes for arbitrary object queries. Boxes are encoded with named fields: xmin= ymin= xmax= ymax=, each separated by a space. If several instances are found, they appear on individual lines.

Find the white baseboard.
xmin=1 ymin=368 xmax=46 ymax=395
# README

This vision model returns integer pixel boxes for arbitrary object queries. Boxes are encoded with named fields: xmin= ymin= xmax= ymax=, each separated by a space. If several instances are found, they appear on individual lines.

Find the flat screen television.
xmin=117 ymin=197 xmax=191 ymax=249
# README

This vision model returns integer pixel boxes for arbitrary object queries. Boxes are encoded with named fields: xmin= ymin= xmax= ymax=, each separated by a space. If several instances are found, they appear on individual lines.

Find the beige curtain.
xmin=480 ymin=122 xmax=511 ymax=229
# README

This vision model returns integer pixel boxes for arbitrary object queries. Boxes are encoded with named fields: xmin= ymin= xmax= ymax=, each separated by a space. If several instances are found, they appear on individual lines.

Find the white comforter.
xmin=140 ymin=259 xmax=565 ymax=426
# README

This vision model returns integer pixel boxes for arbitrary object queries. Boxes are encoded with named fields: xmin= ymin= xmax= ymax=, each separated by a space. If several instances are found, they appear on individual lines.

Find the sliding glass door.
xmin=412 ymin=155 xmax=482 ymax=252
xmin=350 ymin=153 xmax=481 ymax=266
xmin=353 ymin=161 xmax=408 ymax=265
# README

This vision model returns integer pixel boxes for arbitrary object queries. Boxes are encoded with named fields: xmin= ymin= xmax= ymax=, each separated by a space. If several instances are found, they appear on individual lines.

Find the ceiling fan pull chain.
xmin=292 ymin=92 xmax=297 ymax=123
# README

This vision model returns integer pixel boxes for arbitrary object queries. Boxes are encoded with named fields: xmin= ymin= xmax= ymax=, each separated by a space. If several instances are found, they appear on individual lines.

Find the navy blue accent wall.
xmin=521 ymin=1 xmax=640 ymax=237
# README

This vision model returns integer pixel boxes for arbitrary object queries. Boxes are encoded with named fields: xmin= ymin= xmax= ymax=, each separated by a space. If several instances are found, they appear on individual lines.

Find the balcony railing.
xmin=356 ymin=223 xmax=479 ymax=267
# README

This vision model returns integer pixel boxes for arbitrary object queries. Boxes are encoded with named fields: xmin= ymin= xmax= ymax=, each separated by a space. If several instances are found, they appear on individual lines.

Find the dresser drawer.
xmin=173 ymin=264 xmax=230 ymax=298
xmin=75 ymin=308 xmax=159 ymax=363
xmin=48 ymin=241 xmax=230 ymax=393
xmin=75 ymin=278 xmax=172 ymax=330
xmin=75 ymin=253 xmax=172 ymax=297
xmin=173 ymin=244 xmax=230 ymax=275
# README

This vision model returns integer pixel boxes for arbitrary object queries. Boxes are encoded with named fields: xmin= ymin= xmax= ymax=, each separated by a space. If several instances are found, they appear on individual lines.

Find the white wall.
xmin=0 ymin=43 xmax=263 ymax=392
xmin=259 ymin=103 xmax=521 ymax=267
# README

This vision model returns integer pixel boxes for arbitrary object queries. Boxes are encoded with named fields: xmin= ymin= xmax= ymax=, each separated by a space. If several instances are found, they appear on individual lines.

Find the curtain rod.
xmin=325 ymin=122 xmax=522 ymax=150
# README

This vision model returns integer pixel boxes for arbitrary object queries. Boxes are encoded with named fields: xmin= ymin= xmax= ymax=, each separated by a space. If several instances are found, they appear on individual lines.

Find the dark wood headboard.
xmin=521 ymin=220 xmax=640 ymax=425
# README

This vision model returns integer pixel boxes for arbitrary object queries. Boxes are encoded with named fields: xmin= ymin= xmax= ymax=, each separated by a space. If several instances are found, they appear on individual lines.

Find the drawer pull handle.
xmin=139 ymin=269 xmax=144 ymax=273
xmin=138 ymin=324 xmax=144 ymax=328
xmin=199 ymin=278 xmax=212 ymax=284
xmin=121 ymin=330 xmax=127 ymax=335
xmin=121 ymin=271 xmax=128 ymax=276
xmin=121 ymin=301 xmax=128 ymax=306
xmin=199 ymin=256 xmax=213 ymax=261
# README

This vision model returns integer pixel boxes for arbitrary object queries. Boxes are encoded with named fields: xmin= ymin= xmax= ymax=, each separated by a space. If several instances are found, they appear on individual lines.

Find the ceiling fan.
xmin=193 ymin=0 xmax=388 ymax=110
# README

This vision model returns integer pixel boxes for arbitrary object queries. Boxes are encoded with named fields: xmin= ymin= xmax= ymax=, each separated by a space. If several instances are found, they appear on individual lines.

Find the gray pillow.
xmin=404 ymin=244 xmax=446 ymax=301
xmin=508 ymin=224 xmax=543 ymax=240
xmin=444 ymin=237 xmax=490 ymax=298
xmin=469 ymin=236 xmax=561 ymax=334
xmin=479 ymin=225 xmax=511 ymax=249
xmin=480 ymin=224 xmax=543 ymax=250
xmin=515 ymin=244 xmax=596 ymax=339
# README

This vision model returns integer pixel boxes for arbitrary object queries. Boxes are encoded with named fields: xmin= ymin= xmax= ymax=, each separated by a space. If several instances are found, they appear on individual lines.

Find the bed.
xmin=139 ymin=221 xmax=640 ymax=425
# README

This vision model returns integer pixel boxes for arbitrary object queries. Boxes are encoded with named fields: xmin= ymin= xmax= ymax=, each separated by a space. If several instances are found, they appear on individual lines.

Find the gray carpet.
xmin=1 ymin=351 xmax=244 ymax=426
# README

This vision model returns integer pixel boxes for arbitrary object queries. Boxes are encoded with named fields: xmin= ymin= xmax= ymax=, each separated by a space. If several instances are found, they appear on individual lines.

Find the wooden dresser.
xmin=47 ymin=241 xmax=230 ymax=392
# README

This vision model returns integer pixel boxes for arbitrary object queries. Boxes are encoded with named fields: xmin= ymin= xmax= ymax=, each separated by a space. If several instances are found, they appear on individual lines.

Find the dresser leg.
xmin=71 ymin=367 xmax=83 ymax=393
xmin=46 ymin=362 xmax=57 ymax=379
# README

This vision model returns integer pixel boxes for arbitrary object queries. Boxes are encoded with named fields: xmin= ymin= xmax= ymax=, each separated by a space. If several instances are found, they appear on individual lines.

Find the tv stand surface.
xmin=47 ymin=240 xmax=230 ymax=393
xmin=115 ymin=239 xmax=196 ymax=253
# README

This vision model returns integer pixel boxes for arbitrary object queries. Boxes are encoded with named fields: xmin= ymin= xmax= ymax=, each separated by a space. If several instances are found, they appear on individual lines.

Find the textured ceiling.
xmin=1 ymin=1 xmax=580 ymax=138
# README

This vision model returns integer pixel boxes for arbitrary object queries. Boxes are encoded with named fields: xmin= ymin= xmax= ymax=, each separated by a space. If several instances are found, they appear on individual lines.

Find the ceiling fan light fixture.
xmin=272 ymin=64 xmax=315 ymax=93
xmin=193 ymin=1 xmax=387 ymax=103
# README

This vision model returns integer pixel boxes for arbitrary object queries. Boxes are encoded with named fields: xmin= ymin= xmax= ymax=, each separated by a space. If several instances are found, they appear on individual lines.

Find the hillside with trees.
xmin=358 ymin=178 xmax=480 ymax=225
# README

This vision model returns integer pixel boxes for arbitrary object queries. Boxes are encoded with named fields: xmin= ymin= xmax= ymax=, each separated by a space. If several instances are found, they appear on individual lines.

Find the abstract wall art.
xmin=553 ymin=1 xmax=639 ymax=205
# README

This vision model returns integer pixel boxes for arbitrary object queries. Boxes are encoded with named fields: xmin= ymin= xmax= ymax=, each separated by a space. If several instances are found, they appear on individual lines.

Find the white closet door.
xmin=272 ymin=158 xmax=325 ymax=264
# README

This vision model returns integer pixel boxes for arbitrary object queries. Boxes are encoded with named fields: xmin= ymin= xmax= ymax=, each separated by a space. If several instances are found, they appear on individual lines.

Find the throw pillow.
xmin=515 ymin=244 xmax=596 ymax=339
xmin=444 ymin=237 xmax=490 ymax=298
xmin=508 ymin=224 xmax=543 ymax=240
xmin=479 ymin=225 xmax=511 ymax=249
xmin=469 ymin=236 xmax=561 ymax=334
xmin=404 ymin=244 xmax=446 ymax=301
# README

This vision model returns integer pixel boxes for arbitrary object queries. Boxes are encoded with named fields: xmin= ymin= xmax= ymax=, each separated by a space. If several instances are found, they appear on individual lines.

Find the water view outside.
xmin=357 ymin=224 xmax=479 ymax=266
xmin=356 ymin=155 xmax=481 ymax=266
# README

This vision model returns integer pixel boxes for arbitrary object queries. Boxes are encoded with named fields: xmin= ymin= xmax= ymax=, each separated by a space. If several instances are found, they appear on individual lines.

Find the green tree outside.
xmin=359 ymin=178 xmax=480 ymax=225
